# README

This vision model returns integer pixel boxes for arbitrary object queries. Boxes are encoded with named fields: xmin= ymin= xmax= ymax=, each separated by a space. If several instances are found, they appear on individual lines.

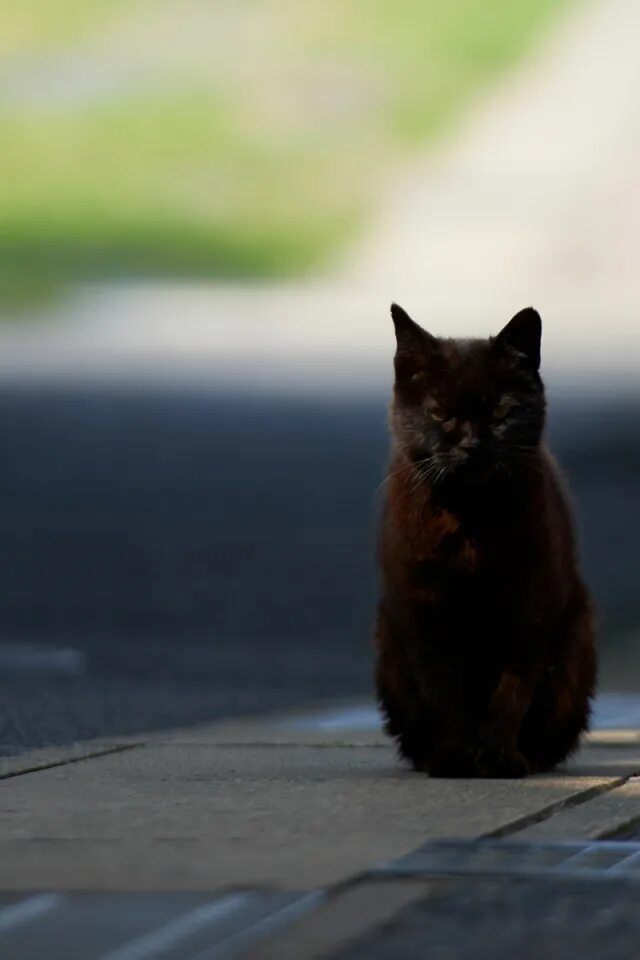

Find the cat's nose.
xmin=459 ymin=421 xmax=479 ymax=449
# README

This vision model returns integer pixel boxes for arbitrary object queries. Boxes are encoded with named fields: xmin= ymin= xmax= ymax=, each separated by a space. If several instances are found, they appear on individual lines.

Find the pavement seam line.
xmin=600 ymin=819 xmax=640 ymax=840
xmin=483 ymin=774 xmax=636 ymax=839
xmin=0 ymin=743 xmax=144 ymax=782
xmin=149 ymin=742 xmax=389 ymax=749
xmin=594 ymin=781 xmax=640 ymax=841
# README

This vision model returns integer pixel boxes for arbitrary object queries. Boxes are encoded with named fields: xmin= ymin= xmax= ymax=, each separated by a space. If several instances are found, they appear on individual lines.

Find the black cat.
xmin=375 ymin=305 xmax=597 ymax=777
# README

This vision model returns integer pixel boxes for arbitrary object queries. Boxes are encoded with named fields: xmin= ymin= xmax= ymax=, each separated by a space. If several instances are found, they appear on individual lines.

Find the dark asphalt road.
xmin=0 ymin=385 xmax=638 ymax=756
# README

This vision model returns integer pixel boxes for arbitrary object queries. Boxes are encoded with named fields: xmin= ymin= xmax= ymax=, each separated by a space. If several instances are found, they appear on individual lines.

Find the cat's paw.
xmin=475 ymin=742 xmax=530 ymax=779
xmin=428 ymin=743 xmax=479 ymax=778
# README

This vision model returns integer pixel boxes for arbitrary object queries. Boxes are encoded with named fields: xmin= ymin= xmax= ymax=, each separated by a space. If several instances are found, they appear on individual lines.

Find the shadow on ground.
xmin=0 ymin=386 xmax=637 ymax=754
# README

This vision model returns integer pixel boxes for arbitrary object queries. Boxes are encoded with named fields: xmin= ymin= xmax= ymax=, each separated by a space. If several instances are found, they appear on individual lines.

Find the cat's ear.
xmin=495 ymin=307 xmax=542 ymax=371
xmin=390 ymin=303 xmax=438 ymax=358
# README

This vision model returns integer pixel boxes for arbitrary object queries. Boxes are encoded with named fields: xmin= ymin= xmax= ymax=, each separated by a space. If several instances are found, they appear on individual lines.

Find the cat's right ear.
xmin=390 ymin=303 xmax=437 ymax=358
xmin=495 ymin=307 xmax=542 ymax=371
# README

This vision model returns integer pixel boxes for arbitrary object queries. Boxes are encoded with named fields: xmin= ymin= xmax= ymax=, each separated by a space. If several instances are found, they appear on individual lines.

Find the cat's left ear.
xmin=390 ymin=303 xmax=438 ymax=355
xmin=495 ymin=307 xmax=542 ymax=371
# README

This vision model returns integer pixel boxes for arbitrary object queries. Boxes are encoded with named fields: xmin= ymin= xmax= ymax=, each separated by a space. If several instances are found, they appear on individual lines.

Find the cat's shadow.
xmin=353 ymin=751 xmax=640 ymax=780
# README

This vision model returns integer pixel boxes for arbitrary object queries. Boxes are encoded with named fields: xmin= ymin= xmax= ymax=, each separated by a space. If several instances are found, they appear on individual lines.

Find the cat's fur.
xmin=375 ymin=304 xmax=596 ymax=778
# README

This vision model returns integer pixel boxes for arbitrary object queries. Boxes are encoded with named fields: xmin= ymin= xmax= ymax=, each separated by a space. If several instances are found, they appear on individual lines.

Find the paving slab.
xmin=0 ymin=699 xmax=638 ymax=892
xmin=333 ymin=874 xmax=640 ymax=960
xmin=518 ymin=776 xmax=640 ymax=842
xmin=0 ymin=700 xmax=638 ymax=958
xmin=245 ymin=880 xmax=432 ymax=960
xmin=250 ymin=840 xmax=640 ymax=960
xmin=0 ymin=742 xmax=141 ymax=781
xmin=0 ymin=890 xmax=320 ymax=960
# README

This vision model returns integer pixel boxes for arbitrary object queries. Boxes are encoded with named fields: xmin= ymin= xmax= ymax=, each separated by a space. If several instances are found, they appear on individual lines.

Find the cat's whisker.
xmin=373 ymin=461 xmax=415 ymax=496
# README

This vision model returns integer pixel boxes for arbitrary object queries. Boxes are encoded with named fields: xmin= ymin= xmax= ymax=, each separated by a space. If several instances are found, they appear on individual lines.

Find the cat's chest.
xmin=408 ymin=505 xmax=518 ymax=582
xmin=415 ymin=508 xmax=479 ymax=565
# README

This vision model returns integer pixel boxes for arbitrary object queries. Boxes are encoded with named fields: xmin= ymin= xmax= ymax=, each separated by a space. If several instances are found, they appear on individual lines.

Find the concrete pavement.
xmin=2 ymin=698 xmax=640 ymax=957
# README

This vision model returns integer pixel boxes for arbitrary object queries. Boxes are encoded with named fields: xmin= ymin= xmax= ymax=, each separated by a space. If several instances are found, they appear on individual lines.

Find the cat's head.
xmin=389 ymin=304 xmax=545 ymax=482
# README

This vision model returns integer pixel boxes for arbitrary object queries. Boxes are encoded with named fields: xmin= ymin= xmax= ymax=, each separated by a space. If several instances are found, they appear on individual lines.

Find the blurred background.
xmin=0 ymin=0 xmax=638 ymax=756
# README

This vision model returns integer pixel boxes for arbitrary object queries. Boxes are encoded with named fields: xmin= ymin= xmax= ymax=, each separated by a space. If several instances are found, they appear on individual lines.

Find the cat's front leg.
xmin=417 ymin=677 xmax=480 ymax=778
xmin=428 ymin=739 xmax=478 ymax=778
xmin=476 ymin=668 xmax=537 ymax=778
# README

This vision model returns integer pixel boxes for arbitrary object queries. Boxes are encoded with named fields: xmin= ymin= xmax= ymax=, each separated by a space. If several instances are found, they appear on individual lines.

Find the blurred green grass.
xmin=0 ymin=0 xmax=130 ymax=55
xmin=0 ymin=0 xmax=569 ymax=301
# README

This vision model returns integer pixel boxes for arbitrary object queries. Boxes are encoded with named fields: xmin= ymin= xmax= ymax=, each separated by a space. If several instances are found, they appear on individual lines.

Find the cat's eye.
xmin=494 ymin=395 xmax=516 ymax=419
xmin=408 ymin=370 xmax=425 ymax=383
xmin=429 ymin=410 xmax=445 ymax=422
